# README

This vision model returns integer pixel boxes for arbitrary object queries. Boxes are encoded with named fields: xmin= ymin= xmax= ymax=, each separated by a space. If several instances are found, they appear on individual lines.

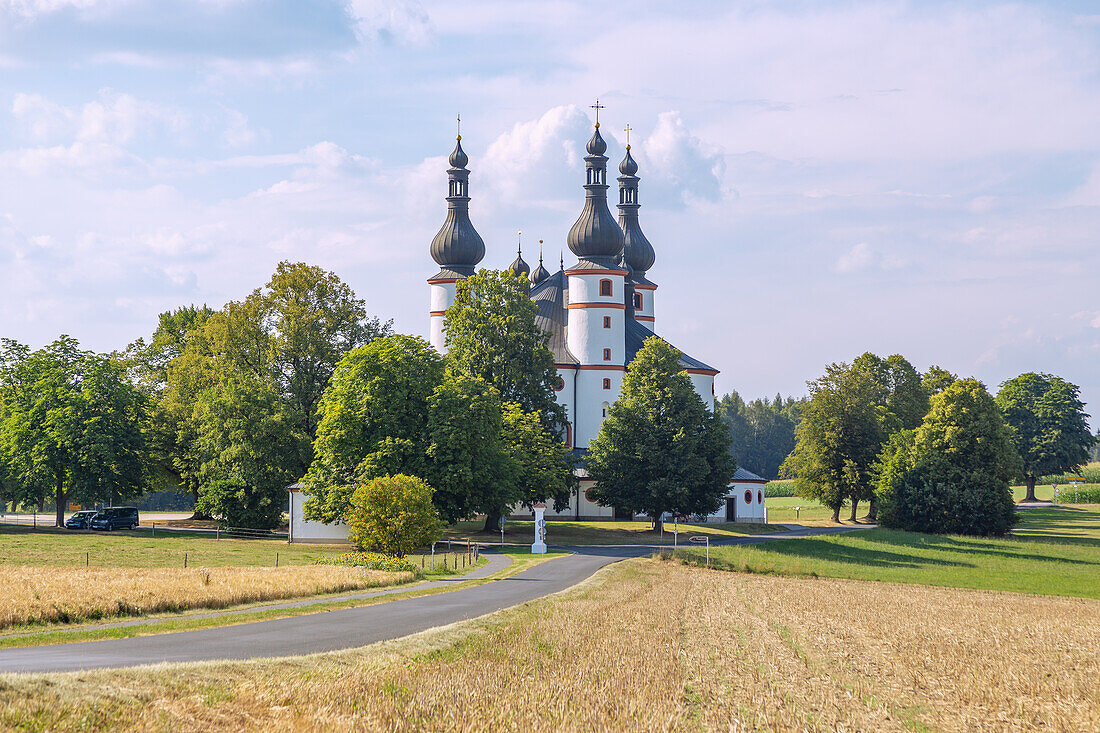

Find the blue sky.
xmin=1 ymin=0 xmax=1098 ymax=425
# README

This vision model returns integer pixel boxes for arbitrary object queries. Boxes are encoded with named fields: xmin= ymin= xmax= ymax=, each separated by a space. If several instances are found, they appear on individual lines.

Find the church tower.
xmin=565 ymin=114 xmax=627 ymax=448
xmin=617 ymin=139 xmax=657 ymax=330
xmin=428 ymin=135 xmax=485 ymax=351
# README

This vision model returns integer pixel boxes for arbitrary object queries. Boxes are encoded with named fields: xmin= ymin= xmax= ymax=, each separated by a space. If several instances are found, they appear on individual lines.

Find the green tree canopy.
xmin=995 ymin=373 xmax=1095 ymax=502
xmin=586 ymin=337 xmax=735 ymax=531
xmin=345 ymin=474 xmax=443 ymax=556
xmin=193 ymin=376 xmax=306 ymax=528
xmin=877 ymin=378 xmax=1019 ymax=535
xmin=780 ymin=360 xmax=885 ymax=522
xmin=0 ymin=337 xmax=147 ymax=526
xmin=443 ymin=269 xmax=565 ymax=430
xmin=922 ymin=365 xmax=957 ymax=396
xmin=303 ymin=335 xmax=444 ymax=523
xmin=425 ymin=374 xmax=513 ymax=523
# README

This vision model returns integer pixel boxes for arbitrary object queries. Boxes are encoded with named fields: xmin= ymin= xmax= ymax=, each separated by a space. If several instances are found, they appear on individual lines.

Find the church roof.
xmin=624 ymin=317 xmax=718 ymax=373
xmin=530 ymin=269 xmax=579 ymax=365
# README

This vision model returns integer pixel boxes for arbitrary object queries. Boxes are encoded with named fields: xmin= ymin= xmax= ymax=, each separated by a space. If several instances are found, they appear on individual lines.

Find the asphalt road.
xmin=0 ymin=525 xmax=867 ymax=674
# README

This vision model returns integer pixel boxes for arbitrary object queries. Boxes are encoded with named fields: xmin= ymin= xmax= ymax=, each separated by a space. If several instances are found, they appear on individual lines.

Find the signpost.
xmin=689 ymin=535 xmax=710 ymax=567
xmin=498 ymin=515 xmax=506 ymax=546
xmin=531 ymin=503 xmax=547 ymax=554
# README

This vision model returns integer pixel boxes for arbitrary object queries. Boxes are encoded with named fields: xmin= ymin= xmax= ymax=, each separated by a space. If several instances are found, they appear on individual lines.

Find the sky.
xmin=0 ymin=0 xmax=1098 ymax=425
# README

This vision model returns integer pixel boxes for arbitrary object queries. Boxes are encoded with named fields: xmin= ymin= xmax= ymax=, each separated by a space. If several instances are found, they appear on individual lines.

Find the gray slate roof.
xmin=731 ymin=467 xmax=767 ymax=483
xmin=530 ymin=270 xmax=579 ymax=365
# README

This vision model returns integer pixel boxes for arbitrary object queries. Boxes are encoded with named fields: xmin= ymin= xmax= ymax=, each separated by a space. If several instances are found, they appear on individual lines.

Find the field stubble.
xmin=0 ymin=566 xmax=413 ymax=629
xmin=2 ymin=558 xmax=1097 ymax=731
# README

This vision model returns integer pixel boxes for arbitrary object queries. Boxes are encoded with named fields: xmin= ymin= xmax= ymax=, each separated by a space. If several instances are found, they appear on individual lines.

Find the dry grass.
xmin=2 ymin=558 xmax=1098 ymax=731
xmin=0 ymin=566 xmax=413 ymax=629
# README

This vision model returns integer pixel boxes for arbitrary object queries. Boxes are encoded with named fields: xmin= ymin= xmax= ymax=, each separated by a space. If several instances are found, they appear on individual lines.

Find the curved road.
xmin=0 ymin=525 xmax=866 ymax=674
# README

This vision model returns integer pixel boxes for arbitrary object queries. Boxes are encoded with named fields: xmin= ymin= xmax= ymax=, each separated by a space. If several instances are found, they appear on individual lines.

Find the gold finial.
xmin=456 ymin=113 xmax=461 ymax=141
xmin=517 ymin=230 xmax=522 ymax=254
xmin=589 ymin=98 xmax=605 ymax=127
xmin=624 ymin=123 xmax=632 ymax=150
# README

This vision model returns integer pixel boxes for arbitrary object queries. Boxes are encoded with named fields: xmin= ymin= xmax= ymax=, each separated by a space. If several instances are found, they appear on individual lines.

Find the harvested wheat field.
xmin=0 ymin=566 xmax=414 ymax=629
xmin=1 ymin=558 xmax=1097 ymax=732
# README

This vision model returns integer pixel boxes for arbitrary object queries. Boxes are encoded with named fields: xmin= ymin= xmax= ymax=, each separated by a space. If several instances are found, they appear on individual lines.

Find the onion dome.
xmin=531 ymin=243 xmax=550 ymax=286
xmin=567 ymin=124 xmax=625 ymax=266
xmin=430 ymin=137 xmax=485 ymax=278
xmin=619 ymin=145 xmax=638 ymax=175
xmin=586 ymin=125 xmax=607 ymax=155
xmin=509 ymin=232 xmax=530 ymax=279
xmin=617 ymin=144 xmax=655 ymax=276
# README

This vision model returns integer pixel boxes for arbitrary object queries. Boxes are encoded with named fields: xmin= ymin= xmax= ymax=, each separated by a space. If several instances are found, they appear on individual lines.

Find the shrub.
xmin=345 ymin=474 xmax=443 ymax=556
xmin=316 ymin=552 xmax=418 ymax=573
xmin=876 ymin=379 xmax=1018 ymax=536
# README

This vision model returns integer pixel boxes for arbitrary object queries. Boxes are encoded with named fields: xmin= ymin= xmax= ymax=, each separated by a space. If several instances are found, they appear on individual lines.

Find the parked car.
xmin=89 ymin=507 xmax=139 ymax=531
xmin=64 ymin=510 xmax=99 ymax=530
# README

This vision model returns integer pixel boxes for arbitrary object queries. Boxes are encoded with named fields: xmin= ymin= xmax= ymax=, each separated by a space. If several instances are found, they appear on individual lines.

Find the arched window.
xmin=758 ymin=490 xmax=763 ymax=504
xmin=633 ymin=293 xmax=642 ymax=310
xmin=553 ymin=376 xmax=565 ymax=392
xmin=601 ymin=401 xmax=610 ymax=418
xmin=602 ymin=378 xmax=611 ymax=390
xmin=599 ymin=279 xmax=612 ymax=297
xmin=564 ymin=423 xmax=572 ymax=447
xmin=603 ymin=316 xmax=611 ymax=329
xmin=744 ymin=489 xmax=753 ymax=504
xmin=603 ymin=348 xmax=611 ymax=361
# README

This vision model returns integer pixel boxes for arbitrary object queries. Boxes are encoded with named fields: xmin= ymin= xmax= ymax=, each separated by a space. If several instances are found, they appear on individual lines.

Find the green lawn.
xmin=0 ymin=525 xmax=347 ymax=568
xmin=673 ymin=505 xmax=1100 ymax=599
xmin=443 ymin=518 xmax=782 ymax=545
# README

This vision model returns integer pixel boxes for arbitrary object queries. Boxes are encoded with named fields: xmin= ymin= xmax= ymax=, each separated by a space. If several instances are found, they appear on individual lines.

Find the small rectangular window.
xmin=603 ymin=348 xmax=611 ymax=361
xmin=602 ymin=378 xmax=611 ymax=389
xmin=634 ymin=293 xmax=642 ymax=310
xmin=603 ymin=316 xmax=611 ymax=328
xmin=599 ymin=279 xmax=612 ymax=297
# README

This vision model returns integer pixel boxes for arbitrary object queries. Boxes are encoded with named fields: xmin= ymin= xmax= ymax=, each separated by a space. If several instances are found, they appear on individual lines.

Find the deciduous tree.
xmin=303 ymin=335 xmax=444 ymax=523
xmin=781 ymin=361 xmax=885 ymax=522
xmin=586 ymin=337 xmax=735 ymax=531
xmin=995 ymin=373 xmax=1095 ymax=502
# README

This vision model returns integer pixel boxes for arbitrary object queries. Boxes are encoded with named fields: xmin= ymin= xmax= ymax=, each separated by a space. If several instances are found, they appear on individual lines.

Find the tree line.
xmin=780 ymin=353 xmax=1095 ymax=534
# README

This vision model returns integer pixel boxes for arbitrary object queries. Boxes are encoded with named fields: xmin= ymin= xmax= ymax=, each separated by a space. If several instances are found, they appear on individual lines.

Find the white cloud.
xmin=834 ymin=242 xmax=873 ymax=273
xmin=11 ymin=89 xmax=185 ymax=145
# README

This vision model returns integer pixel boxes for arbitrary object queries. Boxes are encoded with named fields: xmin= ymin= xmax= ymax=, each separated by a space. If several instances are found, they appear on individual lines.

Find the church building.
xmin=428 ymin=118 xmax=759 ymax=521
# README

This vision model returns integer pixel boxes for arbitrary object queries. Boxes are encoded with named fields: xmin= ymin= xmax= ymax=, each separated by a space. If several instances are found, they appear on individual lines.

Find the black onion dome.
xmin=509 ymin=251 xmax=530 ymax=278
xmin=568 ymin=126 xmax=624 ymax=264
xmin=449 ymin=137 xmax=468 ymax=168
xmin=531 ymin=254 xmax=550 ymax=286
xmin=586 ymin=125 xmax=607 ymax=155
xmin=430 ymin=137 xmax=484 ymax=276
xmin=619 ymin=146 xmax=638 ymax=175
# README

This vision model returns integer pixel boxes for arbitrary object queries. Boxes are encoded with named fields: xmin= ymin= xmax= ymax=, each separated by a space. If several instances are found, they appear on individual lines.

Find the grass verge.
xmin=1 ymin=558 xmax=1095 ymax=731
xmin=672 ymin=505 xmax=1100 ymax=598
xmin=444 ymin=518 xmax=782 ymax=544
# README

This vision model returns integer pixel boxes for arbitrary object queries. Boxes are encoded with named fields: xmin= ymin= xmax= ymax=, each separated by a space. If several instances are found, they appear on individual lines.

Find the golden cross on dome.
xmin=589 ymin=98 xmax=605 ymax=126
xmin=623 ymin=123 xmax=632 ymax=148
xmin=456 ymin=113 xmax=461 ymax=140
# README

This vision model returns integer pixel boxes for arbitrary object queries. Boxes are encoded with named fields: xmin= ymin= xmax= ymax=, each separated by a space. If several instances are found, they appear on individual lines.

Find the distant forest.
xmin=715 ymin=392 xmax=806 ymax=480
